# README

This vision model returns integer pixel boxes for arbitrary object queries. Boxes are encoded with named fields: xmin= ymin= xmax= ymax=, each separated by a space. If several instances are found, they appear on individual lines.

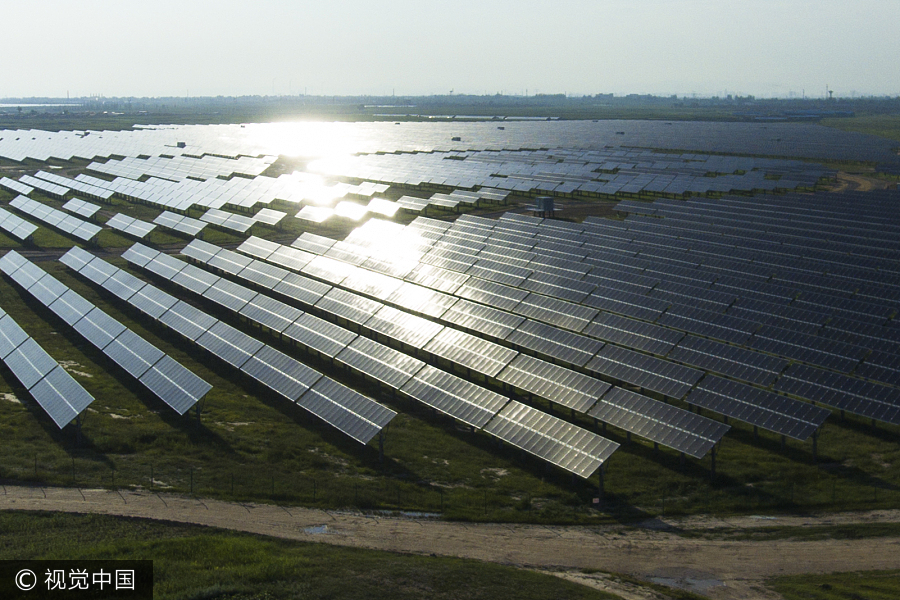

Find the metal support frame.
xmin=73 ymin=414 xmax=85 ymax=447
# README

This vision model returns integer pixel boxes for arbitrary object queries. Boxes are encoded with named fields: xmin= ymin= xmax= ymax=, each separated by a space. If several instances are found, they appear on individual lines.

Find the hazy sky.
xmin=4 ymin=0 xmax=898 ymax=99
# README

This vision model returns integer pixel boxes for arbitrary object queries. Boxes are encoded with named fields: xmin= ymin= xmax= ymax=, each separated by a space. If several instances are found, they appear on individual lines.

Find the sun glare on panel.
xmin=334 ymin=201 xmax=369 ymax=221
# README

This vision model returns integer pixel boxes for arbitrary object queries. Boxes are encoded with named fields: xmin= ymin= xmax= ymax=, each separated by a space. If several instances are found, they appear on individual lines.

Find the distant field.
xmin=821 ymin=114 xmax=900 ymax=143
xmin=0 ymin=511 xmax=619 ymax=600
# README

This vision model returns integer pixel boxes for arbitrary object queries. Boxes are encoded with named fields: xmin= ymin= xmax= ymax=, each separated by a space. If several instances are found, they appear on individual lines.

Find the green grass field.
xmin=770 ymin=570 xmax=900 ymax=600
xmin=821 ymin=115 xmax=900 ymax=143
xmin=0 ymin=511 xmax=619 ymax=600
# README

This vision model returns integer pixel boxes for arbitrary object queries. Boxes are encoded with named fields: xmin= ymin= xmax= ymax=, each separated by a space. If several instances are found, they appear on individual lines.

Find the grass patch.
xmin=0 ymin=511 xmax=617 ymax=600
xmin=821 ymin=115 xmax=900 ymax=143
xmin=675 ymin=522 xmax=900 ymax=543
xmin=769 ymin=569 xmax=900 ymax=600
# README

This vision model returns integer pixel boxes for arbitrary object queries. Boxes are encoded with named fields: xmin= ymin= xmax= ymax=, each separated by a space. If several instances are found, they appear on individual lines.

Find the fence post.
xmin=150 ymin=464 xmax=153 ymax=490
xmin=72 ymin=456 xmax=76 ymax=485
xmin=190 ymin=467 xmax=193 ymax=494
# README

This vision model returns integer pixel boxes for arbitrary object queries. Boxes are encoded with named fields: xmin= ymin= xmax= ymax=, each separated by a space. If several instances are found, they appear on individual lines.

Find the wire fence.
xmin=2 ymin=456 xmax=896 ymax=521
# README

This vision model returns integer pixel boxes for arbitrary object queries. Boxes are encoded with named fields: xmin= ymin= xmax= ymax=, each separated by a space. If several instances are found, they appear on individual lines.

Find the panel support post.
xmin=597 ymin=463 xmax=606 ymax=510
xmin=378 ymin=431 xmax=385 ymax=465
xmin=753 ymin=425 xmax=759 ymax=441
xmin=781 ymin=435 xmax=786 ymax=451
xmin=710 ymin=445 xmax=717 ymax=481
xmin=812 ymin=430 xmax=818 ymax=464
xmin=74 ymin=414 xmax=84 ymax=447
xmin=195 ymin=404 xmax=202 ymax=425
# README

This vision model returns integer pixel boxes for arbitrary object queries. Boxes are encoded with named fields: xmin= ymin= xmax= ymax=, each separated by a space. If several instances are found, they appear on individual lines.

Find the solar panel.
xmin=335 ymin=336 xmax=425 ymax=389
xmin=282 ymin=313 xmax=357 ymax=358
xmin=400 ymin=365 xmax=508 ymax=428
xmin=159 ymin=300 xmax=218 ymax=341
xmin=240 ymin=344 xmax=322 ymax=402
xmin=440 ymin=299 xmax=525 ymax=340
xmin=505 ymin=319 xmax=602 ymax=368
xmin=139 ymin=355 xmax=212 ymax=415
xmin=103 ymin=328 xmax=165 ymax=378
xmin=423 ymin=327 xmax=517 ymax=378
xmin=0 ymin=314 xmax=29 ymax=359
xmin=237 ymin=236 xmax=280 ymax=260
xmin=497 ymin=353 xmax=610 ymax=413
xmin=297 ymin=377 xmax=397 ymax=445
xmin=483 ymin=400 xmax=618 ymax=478
xmin=589 ymin=386 xmax=728 ymax=458
xmin=29 ymin=366 xmax=93 ymax=428
xmin=688 ymin=375 xmax=829 ymax=440
xmin=79 ymin=257 xmax=119 ymax=286
xmin=668 ymin=335 xmax=788 ymax=387
xmin=8 ymin=260 xmax=45 ymax=290
xmin=121 ymin=243 xmax=160 ymax=268
xmin=29 ymin=273 xmax=68 ymax=307
xmin=181 ymin=239 xmax=222 ymax=264
xmin=584 ymin=312 xmax=685 ymax=356
xmin=585 ymin=344 xmax=703 ymax=399
xmin=128 ymin=284 xmax=178 ymax=318
xmin=172 ymin=263 xmax=220 ymax=294
xmin=315 ymin=287 xmax=383 ymax=328
xmin=239 ymin=294 xmax=303 ymax=333
xmin=202 ymin=279 xmax=257 ymax=312
xmin=273 ymin=272 xmax=332 ymax=305
xmin=6 ymin=337 xmax=58 ymax=390
xmin=144 ymin=251 xmax=187 ymax=280
xmin=59 ymin=246 xmax=96 ymax=273
xmin=774 ymin=364 xmax=900 ymax=425
xmin=196 ymin=321 xmax=264 ymax=368
xmin=72 ymin=307 xmax=127 ymax=350
xmin=363 ymin=305 xmax=443 ymax=349
xmin=48 ymin=289 xmax=93 ymax=326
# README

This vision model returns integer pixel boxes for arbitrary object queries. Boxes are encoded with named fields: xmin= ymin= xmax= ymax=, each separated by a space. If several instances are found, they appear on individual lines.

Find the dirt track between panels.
xmin=2 ymin=485 xmax=900 ymax=599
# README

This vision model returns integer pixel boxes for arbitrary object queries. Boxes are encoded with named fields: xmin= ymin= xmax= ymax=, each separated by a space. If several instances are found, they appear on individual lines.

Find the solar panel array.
xmin=187 ymin=237 xmax=728 ymax=459
xmin=1 ymin=121 xmax=897 ymax=166
xmin=3 ymin=248 xmax=212 ymax=415
xmin=61 ymin=198 xmax=102 ymax=219
xmin=18 ymin=174 xmax=70 ymax=198
xmin=75 ymin=245 xmax=398 ymax=446
xmin=0 ymin=176 xmax=34 ymax=196
xmin=230 ymin=207 xmax=861 ymax=440
xmin=312 ymin=148 xmax=830 ymax=199
xmin=152 ymin=211 xmax=207 ymax=237
xmin=135 ymin=241 xmax=622 ymax=474
xmin=34 ymin=171 xmax=114 ymax=201
xmin=0 ymin=258 xmax=94 ymax=428
xmin=9 ymin=195 xmax=102 ymax=242
xmin=105 ymin=213 xmax=157 ymax=239
xmin=0 ymin=208 xmax=39 ymax=241
xmin=87 ymin=154 xmax=276 ymax=181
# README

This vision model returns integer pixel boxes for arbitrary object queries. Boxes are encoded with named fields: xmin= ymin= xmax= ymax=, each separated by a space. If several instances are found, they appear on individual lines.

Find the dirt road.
xmin=2 ymin=484 xmax=899 ymax=599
